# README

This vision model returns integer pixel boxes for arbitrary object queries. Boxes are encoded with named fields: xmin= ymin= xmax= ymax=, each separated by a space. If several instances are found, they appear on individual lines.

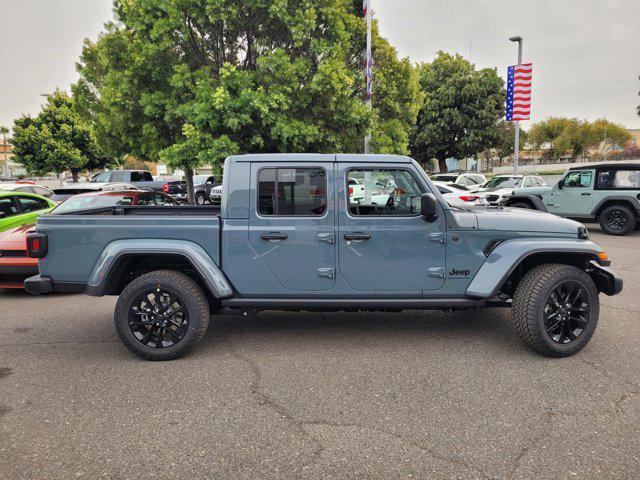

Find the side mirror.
xmin=421 ymin=193 xmax=439 ymax=222
xmin=557 ymin=180 xmax=564 ymax=190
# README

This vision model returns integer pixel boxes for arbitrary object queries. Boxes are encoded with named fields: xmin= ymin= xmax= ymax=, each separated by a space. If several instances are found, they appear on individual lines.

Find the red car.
xmin=51 ymin=189 xmax=178 ymax=213
xmin=0 ymin=223 xmax=38 ymax=289
xmin=0 ymin=191 xmax=178 ymax=289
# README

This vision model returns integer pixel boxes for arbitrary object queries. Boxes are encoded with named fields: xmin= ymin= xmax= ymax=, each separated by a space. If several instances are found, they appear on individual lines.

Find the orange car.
xmin=0 ymin=224 xmax=38 ymax=289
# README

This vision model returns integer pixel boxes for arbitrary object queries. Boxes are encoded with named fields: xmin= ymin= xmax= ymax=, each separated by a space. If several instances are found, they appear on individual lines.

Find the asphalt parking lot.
xmin=0 ymin=226 xmax=638 ymax=479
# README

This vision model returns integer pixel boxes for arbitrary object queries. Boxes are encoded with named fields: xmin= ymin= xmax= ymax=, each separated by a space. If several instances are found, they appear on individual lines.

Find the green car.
xmin=503 ymin=163 xmax=640 ymax=236
xmin=0 ymin=191 xmax=56 ymax=233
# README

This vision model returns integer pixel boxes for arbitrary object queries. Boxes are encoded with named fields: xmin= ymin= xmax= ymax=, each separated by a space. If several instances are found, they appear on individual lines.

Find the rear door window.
xmin=597 ymin=170 xmax=640 ymax=190
xmin=258 ymin=168 xmax=327 ymax=216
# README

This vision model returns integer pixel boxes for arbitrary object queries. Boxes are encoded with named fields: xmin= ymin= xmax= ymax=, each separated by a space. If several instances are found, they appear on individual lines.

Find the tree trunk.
xmin=185 ymin=167 xmax=195 ymax=205
xmin=71 ymin=169 xmax=79 ymax=183
xmin=437 ymin=158 xmax=448 ymax=173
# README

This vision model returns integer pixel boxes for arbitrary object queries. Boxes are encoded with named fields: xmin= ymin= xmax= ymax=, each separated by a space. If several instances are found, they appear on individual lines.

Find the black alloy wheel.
xmin=129 ymin=288 xmax=189 ymax=349
xmin=598 ymin=205 xmax=636 ymax=236
xmin=543 ymin=281 xmax=589 ymax=344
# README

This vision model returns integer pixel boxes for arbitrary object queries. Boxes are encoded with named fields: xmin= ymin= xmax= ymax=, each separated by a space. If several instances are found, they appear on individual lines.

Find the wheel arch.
xmin=466 ymin=238 xmax=607 ymax=299
xmin=591 ymin=196 xmax=640 ymax=218
xmin=85 ymin=239 xmax=233 ymax=299
xmin=501 ymin=194 xmax=547 ymax=212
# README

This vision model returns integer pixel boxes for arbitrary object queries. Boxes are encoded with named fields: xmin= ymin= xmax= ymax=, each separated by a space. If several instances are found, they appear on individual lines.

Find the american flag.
xmin=506 ymin=63 xmax=532 ymax=121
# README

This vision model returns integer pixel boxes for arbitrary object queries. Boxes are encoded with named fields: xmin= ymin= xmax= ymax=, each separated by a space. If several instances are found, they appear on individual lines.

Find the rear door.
xmin=248 ymin=160 xmax=336 ymax=291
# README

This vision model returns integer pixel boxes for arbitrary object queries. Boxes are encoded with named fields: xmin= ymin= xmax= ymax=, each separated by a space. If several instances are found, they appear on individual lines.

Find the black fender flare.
xmin=500 ymin=194 xmax=548 ymax=212
xmin=590 ymin=195 xmax=640 ymax=217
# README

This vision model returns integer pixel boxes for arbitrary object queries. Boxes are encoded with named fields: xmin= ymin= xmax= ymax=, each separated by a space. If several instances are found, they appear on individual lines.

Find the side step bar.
xmin=219 ymin=297 xmax=503 ymax=312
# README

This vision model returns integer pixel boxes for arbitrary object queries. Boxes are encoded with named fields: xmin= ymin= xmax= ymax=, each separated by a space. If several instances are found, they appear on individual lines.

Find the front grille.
xmin=0 ymin=250 xmax=27 ymax=258
xmin=487 ymin=195 xmax=500 ymax=202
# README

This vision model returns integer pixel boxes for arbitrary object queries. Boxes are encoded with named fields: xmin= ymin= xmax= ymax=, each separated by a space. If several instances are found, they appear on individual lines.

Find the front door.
xmin=337 ymin=164 xmax=446 ymax=293
xmin=249 ymin=162 xmax=335 ymax=292
xmin=548 ymin=170 xmax=594 ymax=216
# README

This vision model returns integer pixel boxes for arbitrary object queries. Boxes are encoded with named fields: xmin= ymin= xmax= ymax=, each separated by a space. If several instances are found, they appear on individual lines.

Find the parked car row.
xmin=0 ymin=184 xmax=179 ymax=289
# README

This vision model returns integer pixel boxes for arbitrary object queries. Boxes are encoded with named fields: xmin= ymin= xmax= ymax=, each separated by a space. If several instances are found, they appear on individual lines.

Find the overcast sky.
xmin=1 ymin=0 xmax=639 ymax=130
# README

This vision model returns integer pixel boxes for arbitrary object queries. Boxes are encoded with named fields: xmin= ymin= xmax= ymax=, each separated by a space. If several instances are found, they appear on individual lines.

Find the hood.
xmin=481 ymin=187 xmax=515 ymax=195
xmin=513 ymin=186 xmax=553 ymax=196
xmin=0 ymin=223 xmax=34 ymax=249
xmin=473 ymin=207 xmax=583 ymax=235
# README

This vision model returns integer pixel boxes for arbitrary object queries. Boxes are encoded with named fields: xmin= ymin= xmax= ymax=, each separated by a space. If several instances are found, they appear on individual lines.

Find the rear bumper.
xmin=24 ymin=275 xmax=86 ymax=295
xmin=24 ymin=274 xmax=54 ymax=294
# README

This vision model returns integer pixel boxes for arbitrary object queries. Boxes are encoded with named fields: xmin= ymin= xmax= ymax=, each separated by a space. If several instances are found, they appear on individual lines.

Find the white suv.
xmin=479 ymin=174 xmax=547 ymax=205
xmin=430 ymin=172 xmax=487 ymax=192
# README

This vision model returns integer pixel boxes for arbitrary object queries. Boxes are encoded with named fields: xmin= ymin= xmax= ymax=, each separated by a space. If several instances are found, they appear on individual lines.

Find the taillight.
xmin=27 ymin=232 xmax=48 ymax=258
xmin=348 ymin=187 xmax=353 ymax=196
xmin=459 ymin=195 xmax=479 ymax=202
xmin=163 ymin=183 xmax=169 ymax=193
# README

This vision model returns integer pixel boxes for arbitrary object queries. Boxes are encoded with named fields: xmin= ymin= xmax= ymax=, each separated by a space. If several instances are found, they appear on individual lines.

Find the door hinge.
xmin=317 ymin=267 xmax=335 ymax=279
xmin=428 ymin=267 xmax=445 ymax=279
xmin=317 ymin=232 xmax=335 ymax=245
xmin=427 ymin=232 xmax=446 ymax=244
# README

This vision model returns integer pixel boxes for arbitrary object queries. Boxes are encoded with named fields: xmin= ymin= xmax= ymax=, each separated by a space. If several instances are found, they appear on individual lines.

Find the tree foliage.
xmin=74 ymin=0 xmax=422 ymax=201
xmin=410 ymin=52 xmax=505 ymax=172
xmin=528 ymin=117 xmax=632 ymax=160
xmin=11 ymin=92 xmax=112 ymax=182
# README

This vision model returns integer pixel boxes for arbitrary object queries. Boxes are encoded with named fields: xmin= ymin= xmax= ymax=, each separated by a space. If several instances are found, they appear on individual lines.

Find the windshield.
xmin=192 ymin=175 xmax=209 ymax=184
xmin=483 ymin=176 xmax=522 ymax=189
xmin=52 ymin=194 xmax=135 ymax=213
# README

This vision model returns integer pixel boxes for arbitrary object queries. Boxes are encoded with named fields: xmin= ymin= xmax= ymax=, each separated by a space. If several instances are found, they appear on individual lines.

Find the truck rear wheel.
xmin=512 ymin=264 xmax=599 ymax=357
xmin=598 ymin=204 xmax=636 ymax=236
xmin=114 ymin=270 xmax=210 ymax=361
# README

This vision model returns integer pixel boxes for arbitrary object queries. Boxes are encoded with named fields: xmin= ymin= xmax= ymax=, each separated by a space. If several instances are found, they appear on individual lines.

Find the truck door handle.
xmin=344 ymin=233 xmax=371 ymax=241
xmin=581 ymin=193 xmax=591 ymax=196
xmin=261 ymin=232 xmax=288 ymax=241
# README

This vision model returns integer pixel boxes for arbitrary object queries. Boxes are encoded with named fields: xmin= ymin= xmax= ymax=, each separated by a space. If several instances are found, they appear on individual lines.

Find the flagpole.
xmin=510 ymin=36 xmax=523 ymax=174
xmin=364 ymin=0 xmax=372 ymax=154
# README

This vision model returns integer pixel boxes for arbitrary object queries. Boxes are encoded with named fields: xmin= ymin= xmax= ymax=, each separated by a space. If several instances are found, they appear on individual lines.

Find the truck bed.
xmin=36 ymin=208 xmax=221 ymax=285
xmin=52 ymin=205 xmax=221 ymax=216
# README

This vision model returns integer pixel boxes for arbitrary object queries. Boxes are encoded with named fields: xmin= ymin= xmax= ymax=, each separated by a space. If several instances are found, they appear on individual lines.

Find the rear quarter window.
xmin=596 ymin=170 xmax=640 ymax=190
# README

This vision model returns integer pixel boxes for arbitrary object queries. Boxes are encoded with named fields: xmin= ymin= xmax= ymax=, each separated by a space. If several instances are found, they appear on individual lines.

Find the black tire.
xmin=511 ymin=202 xmax=532 ymax=209
xmin=598 ymin=204 xmax=636 ymax=236
xmin=195 ymin=193 xmax=207 ymax=205
xmin=114 ymin=270 xmax=210 ymax=361
xmin=512 ymin=264 xmax=599 ymax=357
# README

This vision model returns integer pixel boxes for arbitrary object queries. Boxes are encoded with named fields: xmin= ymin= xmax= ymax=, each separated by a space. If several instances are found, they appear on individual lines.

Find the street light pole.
xmin=509 ymin=36 xmax=523 ymax=174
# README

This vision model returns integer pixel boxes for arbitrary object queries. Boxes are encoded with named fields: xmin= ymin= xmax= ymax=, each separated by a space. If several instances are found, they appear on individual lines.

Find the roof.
xmin=0 ymin=190 xmax=52 ymax=201
xmin=67 ymin=190 xmax=153 ymax=198
xmin=229 ymin=153 xmax=413 ymax=164
xmin=568 ymin=163 xmax=640 ymax=171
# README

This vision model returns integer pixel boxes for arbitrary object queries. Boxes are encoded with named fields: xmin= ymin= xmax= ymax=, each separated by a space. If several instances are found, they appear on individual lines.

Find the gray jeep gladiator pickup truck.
xmin=25 ymin=154 xmax=622 ymax=360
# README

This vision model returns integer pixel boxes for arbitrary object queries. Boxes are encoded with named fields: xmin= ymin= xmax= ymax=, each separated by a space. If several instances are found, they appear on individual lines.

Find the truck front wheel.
xmin=114 ymin=270 xmax=210 ymax=360
xmin=512 ymin=264 xmax=599 ymax=357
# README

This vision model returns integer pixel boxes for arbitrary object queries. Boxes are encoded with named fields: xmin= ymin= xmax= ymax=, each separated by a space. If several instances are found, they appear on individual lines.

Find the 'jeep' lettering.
xmin=449 ymin=268 xmax=471 ymax=277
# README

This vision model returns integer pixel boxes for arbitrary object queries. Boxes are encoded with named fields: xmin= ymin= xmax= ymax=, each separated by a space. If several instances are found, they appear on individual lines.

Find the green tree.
xmin=74 ymin=0 xmax=421 ymax=202
xmin=409 ymin=52 xmax=505 ymax=173
xmin=529 ymin=117 xmax=631 ymax=161
xmin=11 ymin=92 xmax=112 ymax=182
